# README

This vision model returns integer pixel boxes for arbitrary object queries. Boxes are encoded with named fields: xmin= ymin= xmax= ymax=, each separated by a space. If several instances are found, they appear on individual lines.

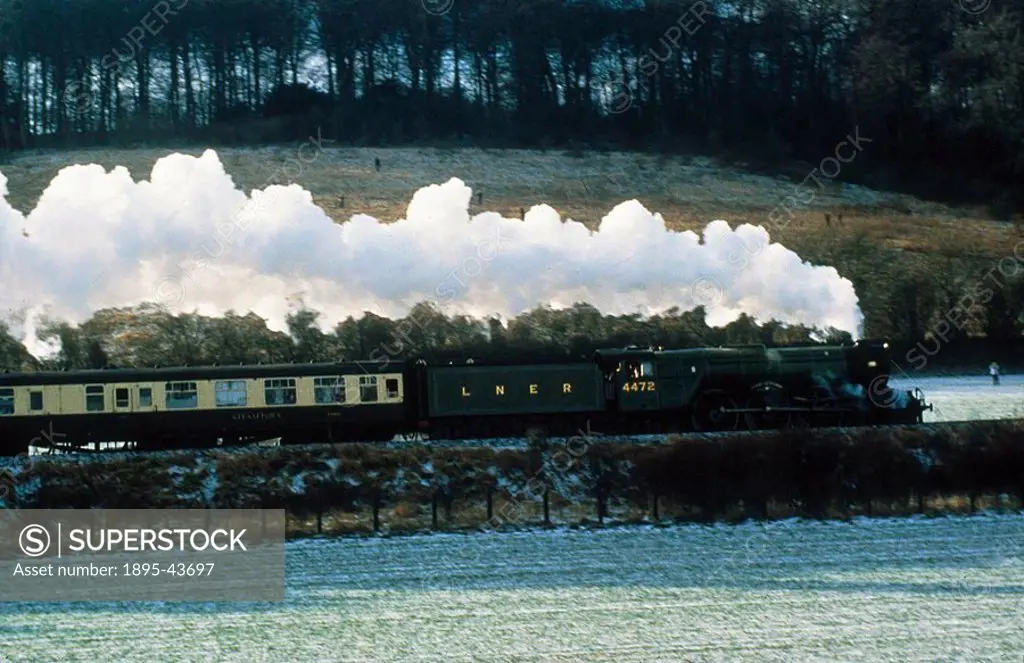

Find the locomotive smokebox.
xmin=847 ymin=339 xmax=894 ymax=385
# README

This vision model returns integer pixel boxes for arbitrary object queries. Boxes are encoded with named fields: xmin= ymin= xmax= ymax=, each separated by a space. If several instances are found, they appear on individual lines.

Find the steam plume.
xmin=0 ymin=149 xmax=862 ymax=356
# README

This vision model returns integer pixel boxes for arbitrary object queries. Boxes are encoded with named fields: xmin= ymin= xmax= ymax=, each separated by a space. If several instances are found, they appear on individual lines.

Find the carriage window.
xmin=165 ymin=381 xmax=198 ymax=409
xmin=385 ymin=378 xmax=400 ymax=399
xmin=265 ymin=378 xmax=297 ymax=405
xmin=0 ymin=388 xmax=14 ymax=415
xmin=139 ymin=388 xmax=153 ymax=407
xmin=639 ymin=361 xmax=654 ymax=377
xmin=359 ymin=376 xmax=378 ymax=402
xmin=314 ymin=377 xmax=345 ymax=404
xmin=115 ymin=388 xmax=130 ymax=408
xmin=29 ymin=391 xmax=43 ymax=411
xmin=215 ymin=380 xmax=247 ymax=407
xmin=86 ymin=385 xmax=105 ymax=412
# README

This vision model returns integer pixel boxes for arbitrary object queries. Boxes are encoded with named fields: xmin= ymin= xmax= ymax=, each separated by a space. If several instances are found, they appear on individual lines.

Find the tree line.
xmin=0 ymin=0 xmax=1021 ymax=208
xmin=3 ymin=294 xmax=1024 ymax=374
xmin=0 ymin=301 xmax=845 ymax=372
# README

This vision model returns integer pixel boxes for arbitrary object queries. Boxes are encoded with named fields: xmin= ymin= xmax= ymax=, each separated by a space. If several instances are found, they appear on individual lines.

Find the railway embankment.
xmin=2 ymin=420 xmax=1023 ymax=535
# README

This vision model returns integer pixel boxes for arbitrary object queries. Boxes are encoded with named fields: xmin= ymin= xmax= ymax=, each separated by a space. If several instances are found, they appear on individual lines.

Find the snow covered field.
xmin=0 ymin=514 xmax=1021 ymax=661
xmin=889 ymin=374 xmax=1024 ymax=423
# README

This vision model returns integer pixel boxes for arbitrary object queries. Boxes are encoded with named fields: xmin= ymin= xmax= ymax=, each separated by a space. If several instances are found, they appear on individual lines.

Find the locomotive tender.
xmin=0 ymin=340 xmax=928 ymax=455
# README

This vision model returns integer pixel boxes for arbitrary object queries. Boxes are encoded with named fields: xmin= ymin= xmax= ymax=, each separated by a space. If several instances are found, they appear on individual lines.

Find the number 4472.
xmin=623 ymin=381 xmax=655 ymax=392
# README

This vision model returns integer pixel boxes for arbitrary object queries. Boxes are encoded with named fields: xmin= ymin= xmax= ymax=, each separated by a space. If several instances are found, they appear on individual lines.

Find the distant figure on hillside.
xmin=989 ymin=361 xmax=1000 ymax=386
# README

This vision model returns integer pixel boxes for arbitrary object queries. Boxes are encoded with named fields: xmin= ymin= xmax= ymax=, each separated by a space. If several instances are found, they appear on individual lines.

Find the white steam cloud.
xmin=0 ymin=149 xmax=862 ymax=356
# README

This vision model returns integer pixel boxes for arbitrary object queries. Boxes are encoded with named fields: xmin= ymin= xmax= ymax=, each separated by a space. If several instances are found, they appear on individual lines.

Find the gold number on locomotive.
xmin=622 ymin=381 xmax=656 ymax=392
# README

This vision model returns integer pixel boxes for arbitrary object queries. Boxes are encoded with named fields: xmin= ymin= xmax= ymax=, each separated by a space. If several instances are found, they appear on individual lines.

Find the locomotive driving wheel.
xmin=691 ymin=389 xmax=740 ymax=432
xmin=804 ymin=385 xmax=845 ymax=428
xmin=744 ymin=381 xmax=791 ymax=430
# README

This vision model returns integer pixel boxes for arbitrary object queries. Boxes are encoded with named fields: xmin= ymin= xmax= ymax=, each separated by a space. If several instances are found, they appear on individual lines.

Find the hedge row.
xmin=2 ymin=421 xmax=1023 ymax=526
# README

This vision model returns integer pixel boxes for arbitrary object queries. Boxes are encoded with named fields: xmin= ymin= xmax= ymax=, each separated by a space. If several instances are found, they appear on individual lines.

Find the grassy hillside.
xmin=2 ymin=145 xmax=1007 ymax=245
xmin=2 ymin=145 xmax=1020 ymax=342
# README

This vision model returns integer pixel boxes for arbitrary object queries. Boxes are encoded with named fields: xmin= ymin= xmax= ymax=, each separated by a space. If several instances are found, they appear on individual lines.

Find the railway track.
xmin=379 ymin=419 xmax=1018 ymax=451
xmin=14 ymin=418 xmax=1018 ymax=459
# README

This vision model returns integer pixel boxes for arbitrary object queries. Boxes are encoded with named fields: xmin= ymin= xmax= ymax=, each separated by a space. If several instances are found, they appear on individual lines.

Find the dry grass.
xmin=2 ymin=145 xmax=1015 ymax=262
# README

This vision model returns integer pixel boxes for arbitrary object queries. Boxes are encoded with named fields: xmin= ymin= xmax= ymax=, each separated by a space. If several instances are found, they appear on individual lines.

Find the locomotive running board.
xmin=718 ymin=406 xmax=857 ymax=414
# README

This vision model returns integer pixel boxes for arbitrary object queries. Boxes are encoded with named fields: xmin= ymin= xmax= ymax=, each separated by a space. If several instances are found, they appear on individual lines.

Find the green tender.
xmin=426 ymin=363 xmax=605 ymax=417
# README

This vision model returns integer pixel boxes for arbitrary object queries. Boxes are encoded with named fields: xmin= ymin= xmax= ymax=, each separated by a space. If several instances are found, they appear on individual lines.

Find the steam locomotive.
xmin=0 ymin=340 xmax=929 ymax=455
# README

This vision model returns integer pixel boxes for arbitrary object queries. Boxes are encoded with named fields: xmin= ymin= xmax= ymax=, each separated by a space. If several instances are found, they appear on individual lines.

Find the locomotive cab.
xmin=594 ymin=348 xmax=660 ymax=411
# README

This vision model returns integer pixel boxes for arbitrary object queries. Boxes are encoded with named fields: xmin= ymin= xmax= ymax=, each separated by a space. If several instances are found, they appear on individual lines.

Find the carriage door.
xmin=112 ymin=384 xmax=133 ymax=413
xmin=617 ymin=359 xmax=660 ymax=411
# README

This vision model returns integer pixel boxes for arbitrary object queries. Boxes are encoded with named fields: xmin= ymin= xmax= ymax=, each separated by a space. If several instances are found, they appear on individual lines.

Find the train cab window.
xmin=314 ymin=377 xmax=345 ymax=404
xmin=165 ymin=382 xmax=198 ymax=409
xmin=139 ymin=388 xmax=153 ymax=408
xmin=0 ymin=388 xmax=14 ymax=415
xmin=115 ymin=388 xmax=130 ymax=408
xmin=385 ymin=378 xmax=400 ymax=399
xmin=265 ymin=378 xmax=297 ymax=406
xmin=86 ymin=385 xmax=105 ymax=412
xmin=215 ymin=380 xmax=248 ymax=407
xmin=621 ymin=360 xmax=655 ymax=379
xmin=29 ymin=391 xmax=43 ymax=411
xmin=359 ymin=376 xmax=378 ymax=402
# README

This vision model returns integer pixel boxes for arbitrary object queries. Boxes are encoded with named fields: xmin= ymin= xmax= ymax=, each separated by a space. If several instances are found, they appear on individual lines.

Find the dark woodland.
xmin=0 ymin=0 xmax=1021 ymax=207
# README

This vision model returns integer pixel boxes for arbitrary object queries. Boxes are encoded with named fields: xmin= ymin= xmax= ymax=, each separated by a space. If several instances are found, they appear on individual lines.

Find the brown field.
xmin=1 ymin=145 xmax=1017 ymax=263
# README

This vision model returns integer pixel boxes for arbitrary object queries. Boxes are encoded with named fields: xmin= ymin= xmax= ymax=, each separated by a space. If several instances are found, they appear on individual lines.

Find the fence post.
xmin=372 ymin=490 xmax=381 ymax=533
xmin=486 ymin=489 xmax=493 ymax=521
xmin=432 ymin=492 xmax=439 ymax=530
xmin=597 ymin=489 xmax=605 ymax=525
xmin=651 ymin=492 xmax=659 ymax=522
xmin=543 ymin=490 xmax=550 ymax=525
xmin=317 ymin=511 xmax=323 ymax=534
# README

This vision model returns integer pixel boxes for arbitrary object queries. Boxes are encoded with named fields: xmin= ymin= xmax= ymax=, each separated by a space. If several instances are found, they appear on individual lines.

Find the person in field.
xmin=989 ymin=361 xmax=1000 ymax=386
